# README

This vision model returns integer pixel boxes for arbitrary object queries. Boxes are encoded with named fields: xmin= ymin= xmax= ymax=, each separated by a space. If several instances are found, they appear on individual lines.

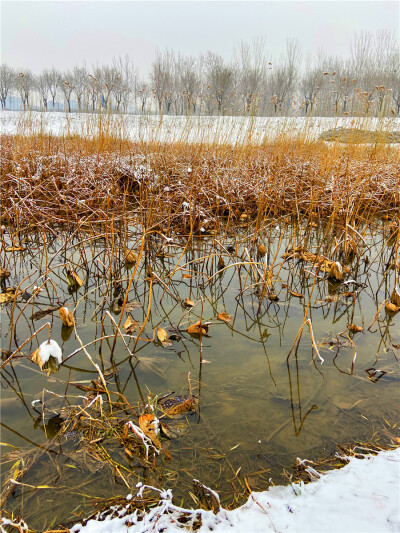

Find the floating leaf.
xmin=157 ymin=327 xmax=172 ymax=346
xmin=187 ymin=321 xmax=210 ymax=336
xmin=31 ymin=306 xmax=60 ymax=321
xmin=184 ymin=298 xmax=195 ymax=308
xmin=164 ymin=396 xmax=198 ymax=417
xmin=288 ymin=290 xmax=304 ymax=298
xmin=31 ymin=339 xmax=62 ymax=376
xmin=59 ymin=306 xmax=74 ymax=327
xmin=267 ymin=293 xmax=279 ymax=301
xmin=347 ymin=323 xmax=363 ymax=333
xmin=66 ymin=269 xmax=83 ymax=288
xmin=218 ymin=256 xmax=225 ymax=269
xmin=123 ymin=315 xmax=140 ymax=334
xmin=138 ymin=414 xmax=161 ymax=449
xmin=0 ymin=287 xmax=17 ymax=304
xmin=217 ymin=312 xmax=232 ymax=323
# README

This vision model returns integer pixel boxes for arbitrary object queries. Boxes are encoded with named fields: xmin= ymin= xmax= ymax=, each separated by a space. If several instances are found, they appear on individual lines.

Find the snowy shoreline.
xmin=1 ymin=110 xmax=399 ymax=145
xmin=65 ymin=448 xmax=400 ymax=533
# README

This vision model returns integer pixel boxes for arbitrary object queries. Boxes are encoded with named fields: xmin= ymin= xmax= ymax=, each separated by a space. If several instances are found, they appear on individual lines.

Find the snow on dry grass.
xmin=68 ymin=448 xmax=400 ymax=533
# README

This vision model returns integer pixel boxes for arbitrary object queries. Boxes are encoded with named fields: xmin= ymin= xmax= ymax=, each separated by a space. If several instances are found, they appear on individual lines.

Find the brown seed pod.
xmin=125 ymin=248 xmax=137 ymax=264
xmin=328 ymin=261 xmax=344 ymax=282
xmin=257 ymin=244 xmax=267 ymax=258
xmin=59 ymin=306 xmax=74 ymax=327
xmin=390 ymin=286 xmax=400 ymax=307
xmin=385 ymin=301 xmax=400 ymax=315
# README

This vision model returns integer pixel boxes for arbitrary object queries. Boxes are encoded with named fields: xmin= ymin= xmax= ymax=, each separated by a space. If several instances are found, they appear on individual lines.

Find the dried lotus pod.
xmin=257 ymin=244 xmax=267 ymax=257
xmin=125 ymin=248 xmax=137 ymax=264
xmin=385 ymin=301 xmax=399 ymax=315
xmin=328 ymin=261 xmax=344 ymax=282
xmin=390 ymin=286 xmax=400 ymax=307
xmin=59 ymin=306 xmax=74 ymax=327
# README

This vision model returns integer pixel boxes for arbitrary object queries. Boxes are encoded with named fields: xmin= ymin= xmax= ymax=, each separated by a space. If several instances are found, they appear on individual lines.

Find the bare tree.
xmin=60 ymin=72 xmax=75 ymax=113
xmin=71 ymin=66 xmax=87 ymax=112
xmin=204 ymin=52 xmax=234 ymax=114
xmin=36 ymin=72 xmax=51 ymax=109
xmin=15 ymin=69 xmax=35 ymax=110
xmin=0 ymin=64 xmax=14 ymax=109
xmin=175 ymin=54 xmax=199 ymax=114
xmin=112 ymin=56 xmax=136 ymax=112
xmin=235 ymin=37 xmax=266 ymax=114
xmin=42 ymin=68 xmax=61 ymax=110
xmin=150 ymin=49 xmax=175 ymax=114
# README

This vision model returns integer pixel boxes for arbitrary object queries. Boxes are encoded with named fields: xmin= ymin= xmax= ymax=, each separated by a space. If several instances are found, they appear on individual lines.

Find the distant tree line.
xmin=1 ymin=31 xmax=399 ymax=117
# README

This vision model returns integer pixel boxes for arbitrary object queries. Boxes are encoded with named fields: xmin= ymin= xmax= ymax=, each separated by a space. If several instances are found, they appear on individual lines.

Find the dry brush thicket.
xmin=1 ymin=134 xmax=399 ymax=236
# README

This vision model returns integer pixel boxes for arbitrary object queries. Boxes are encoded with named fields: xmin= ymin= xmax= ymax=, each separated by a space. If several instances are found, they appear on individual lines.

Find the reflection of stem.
xmin=133 ymin=277 xmax=153 ymax=353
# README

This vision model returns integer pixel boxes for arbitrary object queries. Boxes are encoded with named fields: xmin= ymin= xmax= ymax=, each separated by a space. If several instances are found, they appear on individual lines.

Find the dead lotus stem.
xmin=133 ymin=277 xmax=154 ymax=353
xmin=74 ymin=329 xmax=113 ymax=414
xmin=0 ymin=322 xmax=52 ymax=370
xmin=287 ymin=318 xmax=324 ymax=365
xmin=104 ymin=311 xmax=139 ymax=361
xmin=110 ymin=236 xmax=145 ymax=356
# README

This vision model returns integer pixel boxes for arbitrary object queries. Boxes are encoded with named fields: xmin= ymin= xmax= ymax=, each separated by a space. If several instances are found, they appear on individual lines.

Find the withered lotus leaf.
xmin=217 ymin=312 xmax=232 ymax=323
xmin=187 ymin=321 xmax=209 ymax=336
xmin=138 ymin=413 xmax=161 ymax=449
xmin=328 ymin=261 xmax=344 ymax=282
xmin=347 ymin=323 xmax=363 ymax=333
xmin=157 ymin=327 xmax=172 ymax=346
xmin=59 ymin=306 xmax=74 ymax=327
xmin=66 ymin=269 xmax=84 ymax=288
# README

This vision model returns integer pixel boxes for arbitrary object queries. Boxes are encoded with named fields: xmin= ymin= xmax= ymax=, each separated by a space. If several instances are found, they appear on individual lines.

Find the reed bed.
xmin=1 ymin=123 xmax=399 ymax=238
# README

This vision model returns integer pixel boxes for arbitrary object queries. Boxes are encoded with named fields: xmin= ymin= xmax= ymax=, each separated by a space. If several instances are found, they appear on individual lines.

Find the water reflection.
xmin=1 ymin=223 xmax=399 ymax=529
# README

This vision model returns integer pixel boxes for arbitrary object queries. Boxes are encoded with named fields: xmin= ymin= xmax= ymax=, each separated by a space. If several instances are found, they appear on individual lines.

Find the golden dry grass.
xmin=1 ymin=125 xmax=399 ymax=239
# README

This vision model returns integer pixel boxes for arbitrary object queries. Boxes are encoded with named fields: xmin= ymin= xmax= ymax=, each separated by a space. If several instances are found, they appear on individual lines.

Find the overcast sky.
xmin=1 ymin=1 xmax=399 ymax=74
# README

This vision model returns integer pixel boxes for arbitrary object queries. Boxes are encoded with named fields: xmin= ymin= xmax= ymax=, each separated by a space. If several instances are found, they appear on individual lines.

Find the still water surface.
xmin=1 ymin=223 xmax=399 ymax=529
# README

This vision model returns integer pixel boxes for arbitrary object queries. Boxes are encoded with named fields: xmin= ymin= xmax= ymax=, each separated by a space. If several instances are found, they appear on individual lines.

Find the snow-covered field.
xmin=66 ymin=448 xmax=400 ymax=533
xmin=1 ymin=110 xmax=399 ymax=144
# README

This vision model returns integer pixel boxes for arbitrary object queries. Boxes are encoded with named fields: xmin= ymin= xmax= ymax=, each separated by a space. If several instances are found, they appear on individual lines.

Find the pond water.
xmin=1 ymin=221 xmax=399 ymax=530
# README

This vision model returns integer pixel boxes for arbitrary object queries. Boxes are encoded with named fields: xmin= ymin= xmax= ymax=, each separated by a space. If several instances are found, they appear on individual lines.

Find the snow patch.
xmin=38 ymin=339 xmax=62 ymax=365
xmin=69 ymin=447 xmax=400 ymax=533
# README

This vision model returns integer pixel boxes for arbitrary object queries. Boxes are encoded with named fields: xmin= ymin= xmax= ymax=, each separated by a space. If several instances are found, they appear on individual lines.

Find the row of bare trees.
xmin=1 ymin=31 xmax=399 ymax=116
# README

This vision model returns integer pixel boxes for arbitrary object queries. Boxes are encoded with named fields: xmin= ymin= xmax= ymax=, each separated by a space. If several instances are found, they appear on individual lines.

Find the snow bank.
xmin=70 ymin=447 xmax=400 ymax=533
xmin=1 ymin=110 xmax=399 ymax=145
